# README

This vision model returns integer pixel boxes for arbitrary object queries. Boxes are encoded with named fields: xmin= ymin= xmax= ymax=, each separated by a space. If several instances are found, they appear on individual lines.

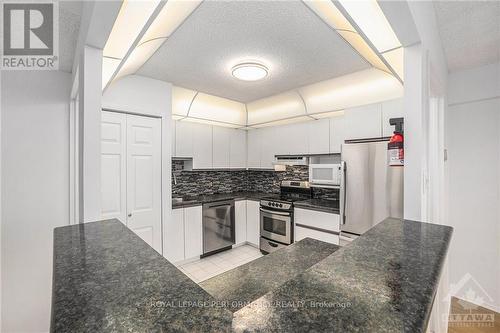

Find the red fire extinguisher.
xmin=388 ymin=118 xmax=404 ymax=166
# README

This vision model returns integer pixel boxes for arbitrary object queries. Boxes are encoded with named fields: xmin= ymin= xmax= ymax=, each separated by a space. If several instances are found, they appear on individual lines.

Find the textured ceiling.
xmin=59 ymin=1 xmax=82 ymax=73
xmin=137 ymin=1 xmax=370 ymax=103
xmin=434 ymin=1 xmax=500 ymax=72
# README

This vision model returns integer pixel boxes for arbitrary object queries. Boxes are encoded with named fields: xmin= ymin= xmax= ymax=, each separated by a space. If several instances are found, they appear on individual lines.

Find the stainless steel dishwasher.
xmin=202 ymin=200 xmax=235 ymax=257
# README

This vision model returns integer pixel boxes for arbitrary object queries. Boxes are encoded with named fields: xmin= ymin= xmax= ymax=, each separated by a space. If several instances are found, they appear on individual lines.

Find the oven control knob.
xmin=279 ymin=203 xmax=283 ymax=208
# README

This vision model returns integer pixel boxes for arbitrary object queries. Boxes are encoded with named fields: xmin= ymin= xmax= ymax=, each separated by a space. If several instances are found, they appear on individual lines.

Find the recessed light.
xmin=231 ymin=62 xmax=268 ymax=81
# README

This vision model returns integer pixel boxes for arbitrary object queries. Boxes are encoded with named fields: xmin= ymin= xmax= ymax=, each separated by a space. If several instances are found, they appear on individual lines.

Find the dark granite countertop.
xmin=200 ymin=238 xmax=340 ymax=312
xmin=172 ymin=191 xmax=271 ymax=209
xmin=51 ymin=220 xmax=232 ymax=333
xmin=294 ymin=198 xmax=340 ymax=213
xmin=232 ymin=218 xmax=453 ymax=332
xmin=52 ymin=217 xmax=452 ymax=333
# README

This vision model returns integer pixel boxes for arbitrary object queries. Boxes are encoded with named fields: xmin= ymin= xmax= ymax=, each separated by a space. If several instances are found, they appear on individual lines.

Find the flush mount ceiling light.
xmin=231 ymin=62 xmax=268 ymax=81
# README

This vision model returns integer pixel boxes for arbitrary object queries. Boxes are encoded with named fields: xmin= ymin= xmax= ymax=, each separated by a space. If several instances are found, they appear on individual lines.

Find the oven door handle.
xmin=259 ymin=208 xmax=290 ymax=216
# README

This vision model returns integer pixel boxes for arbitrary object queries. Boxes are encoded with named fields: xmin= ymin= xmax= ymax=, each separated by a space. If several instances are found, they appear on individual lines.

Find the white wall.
xmin=79 ymin=45 xmax=102 ymax=222
xmin=1 ymin=70 xmax=71 ymax=332
xmin=446 ymin=62 xmax=500 ymax=312
xmin=403 ymin=1 xmax=449 ymax=222
xmin=102 ymin=75 xmax=173 ymax=250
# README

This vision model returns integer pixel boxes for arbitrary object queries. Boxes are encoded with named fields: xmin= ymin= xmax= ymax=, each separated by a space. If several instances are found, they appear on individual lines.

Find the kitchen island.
xmin=51 ymin=218 xmax=452 ymax=332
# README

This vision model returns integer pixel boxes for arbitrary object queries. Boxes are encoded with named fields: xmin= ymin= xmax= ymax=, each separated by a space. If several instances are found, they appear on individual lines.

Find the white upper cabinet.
xmin=344 ymin=103 xmax=382 ymax=140
xmin=230 ymin=129 xmax=247 ymax=169
xmin=175 ymin=121 xmax=194 ymax=157
xmin=382 ymin=98 xmax=404 ymax=137
xmin=212 ymin=126 xmax=231 ymax=168
xmin=330 ymin=115 xmax=346 ymax=153
xmin=286 ymin=122 xmax=308 ymax=155
xmin=171 ymin=120 xmax=176 ymax=157
xmin=308 ymin=119 xmax=330 ymax=154
xmin=247 ymin=129 xmax=262 ymax=168
xmin=192 ymin=123 xmax=213 ymax=169
xmin=260 ymin=127 xmax=278 ymax=169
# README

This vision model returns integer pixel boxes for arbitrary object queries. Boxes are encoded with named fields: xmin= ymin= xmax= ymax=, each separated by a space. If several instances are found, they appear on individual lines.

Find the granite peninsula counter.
xmin=51 ymin=218 xmax=452 ymax=333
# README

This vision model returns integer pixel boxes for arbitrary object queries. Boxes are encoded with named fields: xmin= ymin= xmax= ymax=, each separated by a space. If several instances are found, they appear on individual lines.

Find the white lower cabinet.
xmin=184 ymin=206 xmax=203 ymax=259
xmin=294 ymin=208 xmax=340 ymax=245
xmin=165 ymin=206 xmax=202 ymax=263
xmin=246 ymin=200 xmax=260 ymax=246
xmin=295 ymin=225 xmax=339 ymax=245
xmin=164 ymin=208 xmax=185 ymax=263
xmin=235 ymin=200 xmax=247 ymax=245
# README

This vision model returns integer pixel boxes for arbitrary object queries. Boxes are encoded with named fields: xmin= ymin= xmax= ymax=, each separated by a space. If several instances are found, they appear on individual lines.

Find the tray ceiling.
xmin=137 ymin=1 xmax=371 ymax=103
xmin=434 ymin=0 xmax=500 ymax=72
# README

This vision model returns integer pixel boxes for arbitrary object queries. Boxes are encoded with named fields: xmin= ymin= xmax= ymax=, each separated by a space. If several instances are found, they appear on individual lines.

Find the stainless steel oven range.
xmin=259 ymin=181 xmax=312 ymax=254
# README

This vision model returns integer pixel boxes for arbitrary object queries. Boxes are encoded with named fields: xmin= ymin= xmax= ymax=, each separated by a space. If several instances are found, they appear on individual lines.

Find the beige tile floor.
xmin=178 ymin=245 xmax=263 ymax=283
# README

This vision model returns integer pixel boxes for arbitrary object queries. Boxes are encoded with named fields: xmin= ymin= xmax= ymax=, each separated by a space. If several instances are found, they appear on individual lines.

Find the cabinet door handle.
xmin=128 ymin=213 xmax=132 ymax=217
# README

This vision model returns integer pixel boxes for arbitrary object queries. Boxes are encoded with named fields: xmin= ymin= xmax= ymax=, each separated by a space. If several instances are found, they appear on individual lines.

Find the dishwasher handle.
xmin=203 ymin=200 xmax=235 ymax=209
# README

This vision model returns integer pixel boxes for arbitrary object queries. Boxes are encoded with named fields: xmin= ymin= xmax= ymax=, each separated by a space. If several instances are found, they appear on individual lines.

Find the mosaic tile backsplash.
xmin=172 ymin=160 xmax=338 ymax=200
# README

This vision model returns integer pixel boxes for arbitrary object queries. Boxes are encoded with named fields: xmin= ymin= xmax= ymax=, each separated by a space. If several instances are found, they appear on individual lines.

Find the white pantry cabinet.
xmin=235 ymin=200 xmax=247 ymax=245
xmin=246 ymin=200 xmax=260 ymax=246
xmin=382 ymin=98 xmax=404 ymax=137
xmin=184 ymin=206 xmax=203 ymax=259
xmin=212 ymin=126 xmax=231 ymax=168
xmin=308 ymin=119 xmax=330 ymax=154
xmin=230 ymin=129 xmax=247 ymax=169
xmin=191 ymin=123 xmax=213 ymax=169
xmin=294 ymin=208 xmax=340 ymax=245
xmin=344 ymin=103 xmax=382 ymax=140
xmin=164 ymin=208 xmax=185 ymax=263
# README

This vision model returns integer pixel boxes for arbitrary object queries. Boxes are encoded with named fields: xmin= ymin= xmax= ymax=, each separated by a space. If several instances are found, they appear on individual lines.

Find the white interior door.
xmin=126 ymin=114 xmax=162 ymax=253
xmin=101 ymin=111 xmax=127 ymax=223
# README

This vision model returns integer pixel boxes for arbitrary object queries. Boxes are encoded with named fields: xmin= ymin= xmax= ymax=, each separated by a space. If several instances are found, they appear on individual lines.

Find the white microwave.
xmin=309 ymin=164 xmax=342 ymax=187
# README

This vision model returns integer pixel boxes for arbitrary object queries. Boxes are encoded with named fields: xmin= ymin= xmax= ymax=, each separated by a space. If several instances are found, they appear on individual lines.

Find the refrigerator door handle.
xmin=339 ymin=161 xmax=346 ymax=225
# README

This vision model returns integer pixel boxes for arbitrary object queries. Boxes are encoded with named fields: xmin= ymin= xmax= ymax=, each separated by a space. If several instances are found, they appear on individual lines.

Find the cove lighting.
xmin=232 ymin=63 xmax=268 ymax=81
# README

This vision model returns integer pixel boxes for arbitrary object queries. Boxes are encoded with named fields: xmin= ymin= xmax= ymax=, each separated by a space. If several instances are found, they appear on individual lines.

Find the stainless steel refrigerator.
xmin=340 ymin=141 xmax=403 ymax=240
